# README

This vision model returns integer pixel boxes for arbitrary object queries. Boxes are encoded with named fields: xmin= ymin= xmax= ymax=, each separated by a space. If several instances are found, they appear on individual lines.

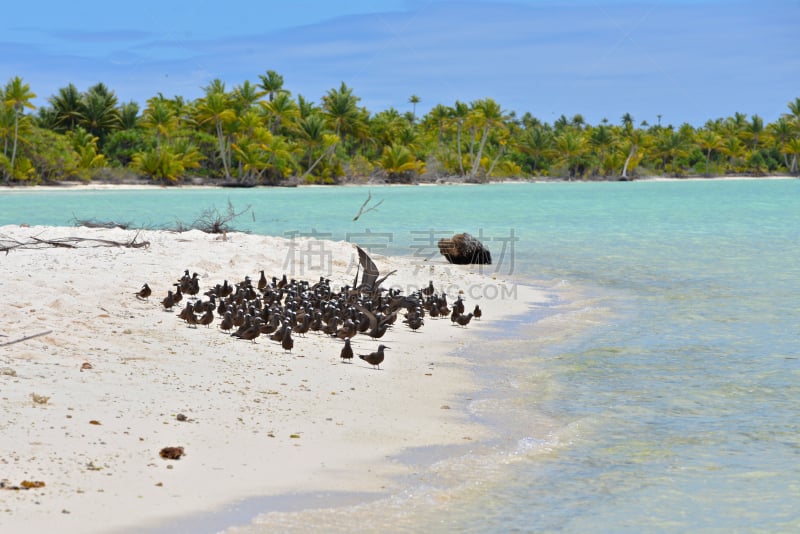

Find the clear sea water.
xmin=2 ymin=180 xmax=799 ymax=532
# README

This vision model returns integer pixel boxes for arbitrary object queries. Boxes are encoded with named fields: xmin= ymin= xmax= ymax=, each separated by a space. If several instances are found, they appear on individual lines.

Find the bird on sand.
xmin=340 ymin=338 xmax=354 ymax=363
xmin=197 ymin=308 xmax=214 ymax=328
xmin=234 ymin=318 xmax=261 ymax=343
xmin=473 ymin=304 xmax=482 ymax=320
xmin=359 ymin=344 xmax=389 ymax=369
xmin=135 ymin=283 xmax=152 ymax=300
xmin=455 ymin=312 xmax=474 ymax=328
xmin=406 ymin=315 xmax=424 ymax=332
xmin=422 ymin=280 xmax=435 ymax=296
xmin=281 ymin=326 xmax=294 ymax=352
xmin=161 ymin=290 xmax=176 ymax=310
xmin=219 ymin=311 xmax=233 ymax=332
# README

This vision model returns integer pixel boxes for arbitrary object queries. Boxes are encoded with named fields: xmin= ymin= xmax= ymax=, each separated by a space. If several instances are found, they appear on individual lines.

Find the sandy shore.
xmin=0 ymin=225 xmax=542 ymax=533
xmin=0 ymin=174 xmax=794 ymax=193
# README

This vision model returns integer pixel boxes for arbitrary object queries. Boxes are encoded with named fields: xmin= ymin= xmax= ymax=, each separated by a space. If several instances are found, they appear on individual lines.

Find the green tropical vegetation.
xmin=1 ymin=74 xmax=799 ymax=185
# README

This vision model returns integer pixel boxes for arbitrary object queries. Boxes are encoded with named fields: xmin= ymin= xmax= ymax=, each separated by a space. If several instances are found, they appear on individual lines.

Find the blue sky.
xmin=2 ymin=0 xmax=798 ymax=126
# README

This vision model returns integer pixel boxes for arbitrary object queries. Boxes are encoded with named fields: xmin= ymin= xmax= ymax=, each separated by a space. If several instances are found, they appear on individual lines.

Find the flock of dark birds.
xmin=134 ymin=264 xmax=482 ymax=370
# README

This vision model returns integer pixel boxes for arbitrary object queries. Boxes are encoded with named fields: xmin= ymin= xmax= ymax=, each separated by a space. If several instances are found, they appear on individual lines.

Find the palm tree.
xmin=258 ymin=70 xmax=286 ymax=102
xmin=783 ymin=98 xmax=800 ymax=173
xmin=719 ymin=136 xmax=746 ymax=173
xmin=588 ymin=124 xmax=614 ymax=176
xmin=322 ymin=82 xmax=363 ymax=150
xmin=194 ymin=91 xmax=236 ymax=177
xmin=450 ymin=101 xmax=470 ymax=175
xmin=296 ymin=94 xmax=319 ymax=119
xmin=768 ymin=117 xmax=792 ymax=170
xmin=408 ymin=94 xmax=421 ymax=123
xmin=295 ymin=114 xmax=328 ymax=169
xmin=369 ymin=108 xmax=406 ymax=148
xmin=655 ymin=128 xmax=691 ymax=176
xmin=379 ymin=143 xmax=422 ymax=182
xmin=425 ymin=103 xmax=451 ymax=147
xmin=518 ymin=126 xmax=553 ymax=173
xmin=696 ymin=129 xmax=723 ymax=177
xmin=3 ymin=76 xmax=37 ymax=179
xmin=261 ymin=92 xmax=300 ymax=134
xmin=118 ymin=101 xmax=140 ymax=130
xmin=621 ymin=112 xmax=634 ymax=130
xmin=141 ymin=98 xmax=178 ymax=148
xmin=232 ymin=80 xmax=265 ymax=114
xmin=468 ymin=98 xmax=506 ymax=178
xmin=80 ymin=83 xmax=121 ymax=141
xmin=785 ymin=137 xmax=800 ymax=175
xmin=619 ymin=114 xmax=646 ymax=179
xmin=743 ymin=114 xmax=765 ymax=151
xmin=48 ymin=83 xmax=84 ymax=132
xmin=554 ymin=129 xmax=587 ymax=179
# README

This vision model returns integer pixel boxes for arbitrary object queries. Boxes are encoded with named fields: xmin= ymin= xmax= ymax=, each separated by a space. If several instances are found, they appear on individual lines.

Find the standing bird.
xmin=173 ymin=285 xmax=183 ymax=305
xmin=359 ymin=344 xmax=389 ymax=370
xmin=197 ymin=308 xmax=214 ymax=328
xmin=455 ymin=312 xmax=474 ymax=328
xmin=135 ymin=283 xmax=152 ymax=300
xmin=258 ymin=270 xmax=268 ymax=291
xmin=281 ymin=326 xmax=294 ymax=352
xmin=161 ymin=290 xmax=176 ymax=311
xmin=473 ymin=304 xmax=482 ymax=320
xmin=406 ymin=315 xmax=424 ymax=332
xmin=453 ymin=295 xmax=465 ymax=315
xmin=422 ymin=280 xmax=435 ymax=296
xmin=340 ymin=338 xmax=354 ymax=363
xmin=219 ymin=311 xmax=233 ymax=333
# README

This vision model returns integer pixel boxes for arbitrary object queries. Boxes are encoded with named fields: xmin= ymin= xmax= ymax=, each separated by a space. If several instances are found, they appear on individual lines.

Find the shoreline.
xmin=0 ymin=225 xmax=544 ymax=533
xmin=0 ymin=174 xmax=796 ymax=192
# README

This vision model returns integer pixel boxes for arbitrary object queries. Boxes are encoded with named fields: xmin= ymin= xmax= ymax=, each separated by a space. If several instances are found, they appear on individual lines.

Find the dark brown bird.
xmin=473 ymin=304 xmax=482 ymax=320
xmin=340 ymin=337 xmax=354 ymax=363
xmin=173 ymin=285 xmax=183 ymax=305
xmin=270 ymin=321 xmax=288 ymax=342
xmin=294 ymin=313 xmax=311 ymax=337
xmin=406 ymin=315 xmax=424 ymax=332
xmin=184 ymin=273 xmax=200 ymax=297
xmin=450 ymin=307 xmax=460 ymax=324
xmin=422 ymin=280 xmax=435 ymax=296
xmin=135 ymin=283 xmax=152 ymax=300
xmin=336 ymin=318 xmax=357 ymax=340
xmin=184 ymin=308 xmax=199 ymax=328
xmin=455 ymin=312 xmax=474 ymax=328
xmin=258 ymin=270 xmax=268 ymax=291
xmin=236 ymin=320 xmax=261 ymax=343
xmin=453 ymin=295 xmax=465 ymax=315
xmin=281 ymin=327 xmax=294 ymax=352
xmin=197 ymin=308 xmax=214 ymax=328
xmin=177 ymin=301 xmax=194 ymax=321
xmin=161 ymin=290 xmax=176 ymax=310
xmin=359 ymin=344 xmax=389 ymax=369
xmin=219 ymin=311 xmax=233 ymax=332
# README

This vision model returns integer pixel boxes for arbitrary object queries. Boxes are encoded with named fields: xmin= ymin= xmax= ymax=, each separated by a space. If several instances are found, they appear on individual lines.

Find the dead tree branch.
xmin=0 ymin=330 xmax=53 ymax=348
xmin=353 ymin=191 xmax=384 ymax=221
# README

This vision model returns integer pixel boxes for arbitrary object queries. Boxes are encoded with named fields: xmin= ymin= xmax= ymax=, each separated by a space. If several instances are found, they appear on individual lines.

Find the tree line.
xmin=2 ymin=73 xmax=799 ymax=185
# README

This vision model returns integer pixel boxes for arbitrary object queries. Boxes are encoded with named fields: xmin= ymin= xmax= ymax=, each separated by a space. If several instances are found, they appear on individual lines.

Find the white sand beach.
xmin=0 ymin=225 xmax=542 ymax=533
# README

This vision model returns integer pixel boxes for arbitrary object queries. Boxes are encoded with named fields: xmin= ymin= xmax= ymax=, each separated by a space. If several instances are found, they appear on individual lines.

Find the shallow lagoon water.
xmin=3 ymin=179 xmax=799 ymax=532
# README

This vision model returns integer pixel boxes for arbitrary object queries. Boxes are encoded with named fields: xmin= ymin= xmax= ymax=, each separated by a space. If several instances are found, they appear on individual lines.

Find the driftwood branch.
xmin=353 ymin=191 xmax=384 ymax=221
xmin=71 ymin=216 xmax=133 ymax=229
xmin=0 ymin=330 xmax=52 ymax=348
xmin=0 ymin=231 xmax=149 ymax=253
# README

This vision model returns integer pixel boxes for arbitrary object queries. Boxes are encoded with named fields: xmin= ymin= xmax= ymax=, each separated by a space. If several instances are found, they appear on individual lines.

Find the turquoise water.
xmin=2 ymin=180 xmax=799 ymax=532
